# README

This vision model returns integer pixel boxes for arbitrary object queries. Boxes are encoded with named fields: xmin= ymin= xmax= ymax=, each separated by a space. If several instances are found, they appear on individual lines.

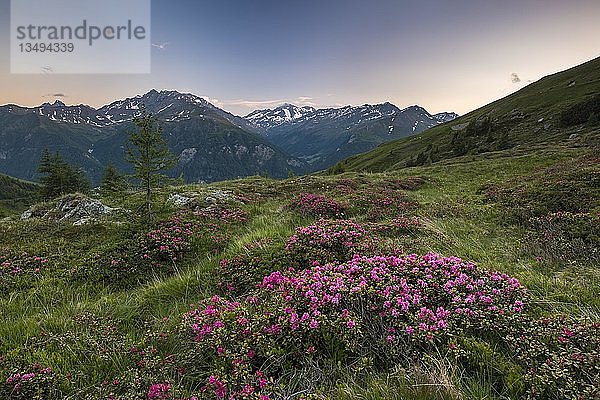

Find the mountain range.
xmin=0 ymin=90 xmax=455 ymax=184
xmin=246 ymin=103 xmax=456 ymax=169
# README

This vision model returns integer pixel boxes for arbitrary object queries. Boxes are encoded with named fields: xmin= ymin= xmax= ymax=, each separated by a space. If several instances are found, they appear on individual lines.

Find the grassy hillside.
xmin=0 ymin=173 xmax=40 ymax=217
xmin=331 ymin=56 xmax=600 ymax=173
xmin=0 ymin=146 xmax=598 ymax=399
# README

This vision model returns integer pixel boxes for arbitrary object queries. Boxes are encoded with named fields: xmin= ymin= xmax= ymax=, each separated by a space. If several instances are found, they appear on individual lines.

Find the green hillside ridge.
xmin=0 ymin=173 xmax=40 ymax=217
xmin=330 ymin=56 xmax=600 ymax=173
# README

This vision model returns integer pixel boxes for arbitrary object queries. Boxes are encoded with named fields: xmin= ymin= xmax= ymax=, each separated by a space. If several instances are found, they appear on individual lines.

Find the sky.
xmin=1 ymin=0 xmax=599 ymax=116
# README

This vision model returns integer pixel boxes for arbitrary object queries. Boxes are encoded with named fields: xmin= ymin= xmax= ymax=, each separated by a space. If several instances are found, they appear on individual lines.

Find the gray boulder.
xmin=21 ymin=194 xmax=114 ymax=225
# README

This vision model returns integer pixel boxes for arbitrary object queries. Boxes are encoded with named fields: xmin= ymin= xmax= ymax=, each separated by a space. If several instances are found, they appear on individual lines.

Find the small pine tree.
xmin=101 ymin=163 xmax=128 ymax=195
xmin=38 ymin=149 xmax=89 ymax=199
xmin=126 ymin=111 xmax=177 ymax=217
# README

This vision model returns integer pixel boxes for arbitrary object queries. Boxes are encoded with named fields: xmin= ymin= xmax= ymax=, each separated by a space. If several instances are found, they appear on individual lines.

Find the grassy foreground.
xmin=0 ymin=147 xmax=598 ymax=399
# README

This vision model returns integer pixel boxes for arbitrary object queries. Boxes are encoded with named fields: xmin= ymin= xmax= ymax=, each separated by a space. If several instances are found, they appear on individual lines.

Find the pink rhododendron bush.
xmin=178 ymin=253 xmax=530 ymax=399
xmin=75 ymin=208 xmax=248 ymax=289
xmin=0 ymin=251 xmax=49 ymax=294
xmin=284 ymin=219 xmax=374 ymax=265
xmin=185 ymin=218 xmax=598 ymax=399
xmin=287 ymin=193 xmax=346 ymax=218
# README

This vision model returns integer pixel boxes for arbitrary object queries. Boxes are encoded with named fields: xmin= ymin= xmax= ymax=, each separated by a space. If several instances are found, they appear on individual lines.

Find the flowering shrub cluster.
xmin=259 ymin=253 xmax=525 ymax=344
xmin=147 ymin=383 xmax=171 ymax=400
xmin=78 ymin=207 xmax=251 ymax=288
xmin=179 ymin=253 xmax=527 ymax=399
xmin=285 ymin=219 xmax=375 ymax=266
xmin=287 ymin=193 xmax=346 ymax=218
xmin=219 ymin=216 xmax=425 ymax=301
xmin=14 ymin=313 xmax=193 ymax=400
xmin=90 ymin=216 xmax=202 ymax=288
xmin=1 ymin=363 xmax=57 ymax=400
xmin=218 ymin=214 xmax=425 ymax=302
xmin=180 ymin=295 xmax=282 ymax=399
xmin=334 ymin=178 xmax=361 ymax=194
xmin=0 ymin=252 xmax=49 ymax=293
xmin=143 ymin=217 xmax=198 ymax=263
xmin=218 ymin=239 xmax=288 ymax=296
xmin=525 ymin=211 xmax=599 ymax=265
xmin=503 ymin=316 xmax=600 ymax=399
xmin=0 ymin=252 xmax=48 ymax=277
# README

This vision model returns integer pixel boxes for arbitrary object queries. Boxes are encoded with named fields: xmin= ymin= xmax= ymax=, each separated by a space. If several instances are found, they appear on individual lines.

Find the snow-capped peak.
xmin=245 ymin=104 xmax=317 ymax=129
xmin=433 ymin=112 xmax=459 ymax=124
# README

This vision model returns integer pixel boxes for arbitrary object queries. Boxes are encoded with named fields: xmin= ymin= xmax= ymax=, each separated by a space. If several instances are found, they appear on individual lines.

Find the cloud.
xmin=41 ymin=66 xmax=54 ymax=74
xmin=202 ymin=96 xmax=325 ymax=112
xmin=201 ymin=97 xmax=225 ymax=108
xmin=295 ymin=96 xmax=317 ymax=106
xmin=510 ymin=73 xmax=521 ymax=83
xmin=228 ymin=99 xmax=285 ymax=107
xmin=43 ymin=93 xmax=67 ymax=98
xmin=152 ymin=42 xmax=169 ymax=50
xmin=200 ymin=97 xmax=287 ymax=112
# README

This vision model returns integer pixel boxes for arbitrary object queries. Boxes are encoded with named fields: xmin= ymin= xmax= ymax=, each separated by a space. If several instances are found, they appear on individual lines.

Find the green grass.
xmin=0 ymin=147 xmax=598 ymax=398
xmin=0 ymin=173 xmax=40 ymax=217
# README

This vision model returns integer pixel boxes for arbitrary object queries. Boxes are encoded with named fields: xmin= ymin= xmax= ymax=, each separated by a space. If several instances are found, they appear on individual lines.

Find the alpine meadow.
xmin=0 ymin=1 xmax=599 ymax=399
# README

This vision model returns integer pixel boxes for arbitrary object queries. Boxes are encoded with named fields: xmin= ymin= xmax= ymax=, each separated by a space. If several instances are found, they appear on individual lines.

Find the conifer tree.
xmin=101 ymin=163 xmax=128 ymax=195
xmin=125 ymin=111 xmax=177 ymax=217
xmin=38 ymin=149 xmax=89 ymax=199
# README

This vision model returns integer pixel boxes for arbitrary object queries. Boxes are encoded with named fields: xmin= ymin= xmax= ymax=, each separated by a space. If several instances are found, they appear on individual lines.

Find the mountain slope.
xmin=331 ymin=56 xmax=600 ymax=173
xmin=246 ymin=103 xmax=457 ymax=170
xmin=0 ymin=91 xmax=306 ymax=184
xmin=0 ymin=173 xmax=40 ymax=216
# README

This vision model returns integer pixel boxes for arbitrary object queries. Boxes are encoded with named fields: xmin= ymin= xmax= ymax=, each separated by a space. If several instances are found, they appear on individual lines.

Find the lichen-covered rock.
xmin=167 ymin=193 xmax=192 ymax=207
xmin=168 ymin=190 xmax=233 ymax=209
xmin=204 ymin=190 xmax=231 ymax=204
xmin=20 ymin=194 xmax=114 ymax=225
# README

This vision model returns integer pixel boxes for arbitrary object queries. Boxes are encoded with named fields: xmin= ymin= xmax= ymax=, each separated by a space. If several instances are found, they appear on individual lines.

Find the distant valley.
xmin=246 ymin=103 xmax=457 ymax=170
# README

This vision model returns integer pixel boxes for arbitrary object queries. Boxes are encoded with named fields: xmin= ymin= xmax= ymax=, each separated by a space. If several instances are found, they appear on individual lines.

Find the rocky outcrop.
xmin=21 ymin=194 xmax=115 ymax=225
xmin=167 ymin=190 xmax=234 ymax=209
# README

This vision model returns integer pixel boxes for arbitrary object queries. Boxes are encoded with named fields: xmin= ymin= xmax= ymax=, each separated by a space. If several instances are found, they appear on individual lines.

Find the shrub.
xmin=525 ymin=212 xmax=600 ymax=265
xmin=288 ymin=193 xmax=346 ymax=218
xmin=0 ymin=364 xmax=58 ymax=400
xmin=218 ymin=239 xmax=287 ymax=296
xmin=0 ymin=251 xmax=49 ymax=294
xmin=503 ymin=316 xmax=600 ymax=399
xmin=75 ymin=207 xmax=250 ymax=288
xmin=179 ymin=253 xmax=527 ymax=398
xmin=285 ymin=219 xmax=375 ymax=266
xmin=143 ymin=217 xmax=198 ymax=263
